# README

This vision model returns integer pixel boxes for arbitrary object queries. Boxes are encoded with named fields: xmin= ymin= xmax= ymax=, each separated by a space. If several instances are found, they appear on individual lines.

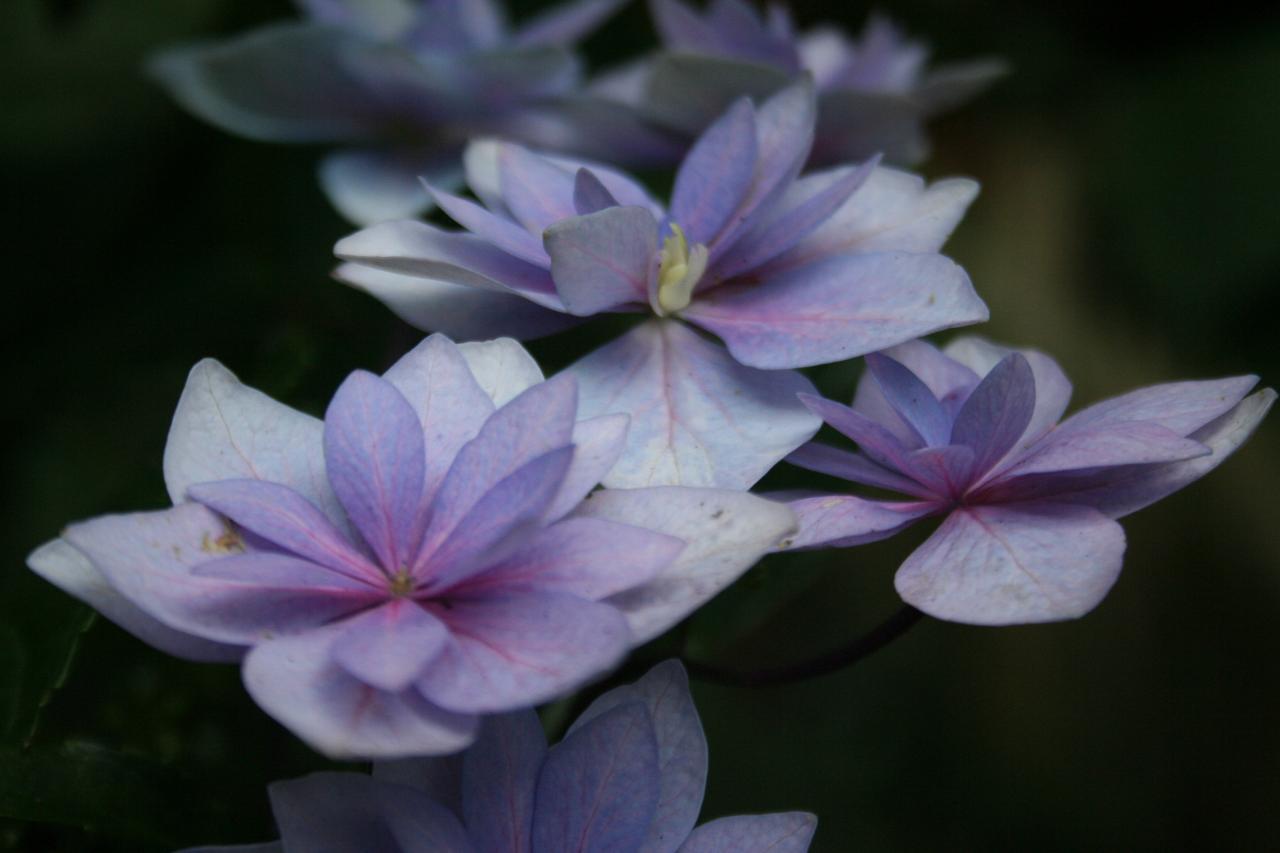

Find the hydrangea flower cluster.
xmin=22 ymin=1 xmax=1274 ymax=850
xmin=182 ymin=662 xmax=816 ymax=853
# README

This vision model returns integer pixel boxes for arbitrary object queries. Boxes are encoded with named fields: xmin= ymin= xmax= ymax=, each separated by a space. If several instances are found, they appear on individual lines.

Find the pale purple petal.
xmin=568 ymin=660 xmax=706 ymax=853
xmin=573 ymin=168 xmax=620 ymax=215
xmin=427 ymin=183 xmax=553 ymax=268
xmin=684 ymin=252 xmax=986 ymax=369
xmin=324 ymin=372 xmax=426 ymax=571
xmin=677 ymin=812 xmax=817 ymax=853
xmin=244 ymin=625 xmax=478 ymax=758
xmin=568 ymin=320 xmax=820 ymax=489
xmin=457 ymin=338 xmax=546 ymax=406
xmin=543 ymin=152 xmax=666 ymax=217
xmin=331 ymin=600 xmax=451 ymax=692
xmin=543 ymin=413 xmax=629 ymax=521
xmin=894 ymin=503 xmax=1126 ymax=625
xmin=268 ymin=771 xmax=474 ymax=853
xmin=319 ymin=147 xmax=462 ymax=226
xmin=63 ymin=506 xmax=377 ymax=645
xmin=513 ymin=0 xmax=625 ymax=46
xmin=186 ymin=479 xmax=378 ymax=583
xmin=997 ymin=422 xmax=1210 ymax=480
xmin=334 ymin=221 xmax=560 ymax=305
xmin=415 ymin=589 xmax=632 ymax=713
xmin=163 ymin=359 xmax=342 ymax=532
xmin=497 ymin=144 xmax=579 ymax=232
xmin=460 ymin=710 xmax=547 ymax=853
xmin=948 ymin=353 xmax=1034 ymax=475
xmin=941 ymin=337 xmax=1072 ymax=452
xmin=334 ymin=263 xmax=578 ymax=340
xmin=670 ymin=98 xmax=758 ymax=246
xmin=640 ymin=53 xmax=792 ymax=136
xmin=649 ymin=0 xmax=722 ymax=53
xmin=905 ymin=444 xmax=976 ymax=498
xmin=783 ymin=495 xmax=933 ymax=549
xmin=575 ymin=486 xmax=796 ymax=643
xmin=192 ymin=552 xmax=375 ymax=592
xmin=796 ymin=393 xmax=919 ymax=477
xmin=1055 ymin=376 xmax=1260 ymax=437
xmin=531 ymin=702 xmax=660 ymax=853
xmin=863 ymin=352 xmax=950 ymax=446
xmin=27 ymin=538 xmax=242 ymax=663
xmin=784 ymin=442 xmax=929 ymax=497
xmin=852 ymin=339 xmax=980 ymax=439
xmin=422 ymin=447 xmax=574 ymax=591
xmin=467 ymin=517 xmax=682 ymax=600
xmin=404 ymin=0 xmax=506 ymax=51
xmin=705 ymin=0 xmax=799 ymax=69
xmin=544 ymin=206 xmax=658 ymax=315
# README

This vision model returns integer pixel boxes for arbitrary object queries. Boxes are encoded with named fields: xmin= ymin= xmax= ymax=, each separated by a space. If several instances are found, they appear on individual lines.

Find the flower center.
xmin=655 ymin=223 xmax=708 ymax=316
xmin=389 ymin=567 xmax=415 ymax=597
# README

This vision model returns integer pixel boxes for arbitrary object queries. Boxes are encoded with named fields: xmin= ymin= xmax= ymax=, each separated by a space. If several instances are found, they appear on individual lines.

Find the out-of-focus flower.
xmin=179 ymin=661 xmax=817 ymax=853
xmin=28 ymin=335 xmax=794 ymax=758
xmin=337 ymin=83 xmax=986 ymax=489
xmin=152 ymin=0 xmax=681 ymax=224
xmin=783 ymin=336 xmax=1275 ymax=625
xmin=594 ymin=0 xmax=1005 ymax=166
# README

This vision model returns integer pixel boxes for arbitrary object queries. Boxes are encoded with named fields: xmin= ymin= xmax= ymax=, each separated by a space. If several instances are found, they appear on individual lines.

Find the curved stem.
xmin=682 ymin=604 xmax=925 ymax=688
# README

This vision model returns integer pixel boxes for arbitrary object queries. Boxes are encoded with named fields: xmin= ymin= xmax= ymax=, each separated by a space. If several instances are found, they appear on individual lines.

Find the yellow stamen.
xmin=656 ymin=224 xmax=708 ymax=315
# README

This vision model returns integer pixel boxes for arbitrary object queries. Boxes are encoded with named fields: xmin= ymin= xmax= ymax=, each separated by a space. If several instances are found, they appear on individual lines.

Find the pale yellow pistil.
xmin=656 ymin=224 xmax=709 ymax=316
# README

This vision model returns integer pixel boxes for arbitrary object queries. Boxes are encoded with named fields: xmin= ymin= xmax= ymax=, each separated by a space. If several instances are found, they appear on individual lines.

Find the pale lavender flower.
xmin=180 ymin=661 xmax=816 ymax=853
xmin=783 ymin=336 xmax=1275 ymax=625
xmin=151 ymin=0 xmax=680 ymax=225
xmin=336 ymin=82 xmax=987 ymax=489
xmin=27 ymin=336 xmax=795 ymax=758
xmin=594 ymin=0 xmax=1005 ymax=165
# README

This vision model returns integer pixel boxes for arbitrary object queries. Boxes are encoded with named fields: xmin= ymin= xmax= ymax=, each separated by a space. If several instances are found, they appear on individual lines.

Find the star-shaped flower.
xmin=782 ymin=337 xmax=1274 ymax=624
xmin=336 ymin=82 xmax=987 ymax=489
xmin=29 ymin=336 xmax=794 ymax=757
xmin=180 ymin=661 xmax=816 ymax=853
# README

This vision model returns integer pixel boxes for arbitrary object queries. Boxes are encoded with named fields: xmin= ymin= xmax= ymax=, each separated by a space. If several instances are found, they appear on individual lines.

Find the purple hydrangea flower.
xmin=151 ymin=0 xmax=680 ymax=225
xmin=592 ymin=0 xmax=1005 ymax=166
xmin=783 ymin=336 xmax=1275 ymax=625
xmin=181 ymin=661 xmax=816 ymax=853
xmin=28 ymin=335 xmax=795 ymax=758
xmin=336 ymin=82 xmax=987 ymax=489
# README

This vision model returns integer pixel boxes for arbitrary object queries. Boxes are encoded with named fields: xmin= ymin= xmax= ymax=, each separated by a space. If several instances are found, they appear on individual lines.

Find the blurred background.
xmin=3 ymin=0 xmax=1279 ymax=849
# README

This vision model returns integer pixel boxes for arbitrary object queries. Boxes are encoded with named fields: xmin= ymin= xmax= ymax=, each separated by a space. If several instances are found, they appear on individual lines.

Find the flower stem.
xmin=681 ymin=604 xmax=925 ymax=687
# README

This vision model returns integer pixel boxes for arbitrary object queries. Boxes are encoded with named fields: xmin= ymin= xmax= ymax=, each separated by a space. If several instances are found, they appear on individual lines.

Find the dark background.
xmin=3 ymin=0 xmax=1279 ymax=850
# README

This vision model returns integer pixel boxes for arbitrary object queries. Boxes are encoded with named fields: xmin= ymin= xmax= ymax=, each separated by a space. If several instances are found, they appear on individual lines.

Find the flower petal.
xmin=894 ymin=503 xmax=1126 ymax=625
xmin=784 ymin=442 xmax=928 ymax=496
xmin=324 ymin=372 xmax=426 ymax=572
xmin=296 ymin=0 xmax=414 ymax=38
xmin=783 ymin=494 xmax=932 ymax=549
xmin=853 ymin=339 xmax=981 ymax=439
xmin=670 ymin=97 xmax=758 ymax=246
xmin=796 ymin=393 xmax=919 ymax=479
xmin=497 ymin=143 xmax=580 ymax=232
xmin=863 ymin=352 xmax=950 ymax=447
xmin=331 ymin=600 xmax=451 ymax=692
xmin=513 ymin=0 xmax=626 ymax=46
xmin=684 ymin=252 xmax=986 ymax=369
xmin=1057 ymin=376 xmax=1260 ymax=437
xmin=319 ymin=146 xmax=462 ymax=226
xmin=998 ymin=422 xmax=1210 ymax=480
xmin=531 ymin=702 xmax=660 ymax=853
xmin=575 ymin=486 xmax=796 ymax=643
xmin=573 ymin=168 xmax=621 ymax=215
xmin=545 ymin=206 xmax=658 ymax=315
xmin=640 ymin=53 xmax=792 ymax=136
xmin=27 ymin=538 xmax=241 ymax=663
xmin=427 ymin=183 xmax=552 ymax=268
xmin=416 ymin=589 xmax=631 ymax=713
xmin=543 ymin=413 xmax=629 ymax=521
xmin=568 ymin=320 xmax=819 ymax=489
xmin=244 ymin=625 xmax=478 ymax=759
xmin=676 ymin=812 xmax=817 ymax=853
xmin=457 ymin=338 xmax=546 ymax=406
xmin=949 ymin=353 xmax=1036 ymax=476
xmin=461 ymin=710 xmax=547 ymax=853
xmin=567 ymin=660 xmax=707 ymax=853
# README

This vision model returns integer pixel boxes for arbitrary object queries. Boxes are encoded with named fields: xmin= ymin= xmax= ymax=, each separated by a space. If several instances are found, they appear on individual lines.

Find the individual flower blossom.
xmin=592 ymin=0 xmax=1005 ymax=166
xmin=152 ymin=0 xmax=680 ymax=225
xmin=28 ymin=335 xmax=794 ymax=758
xmin=782 ymin=336 xmax=1275 ymax=625
xmin=336 ymin=82 xmax=987 ymax=489
xmin=180 ymin=661 xmax=817 ymax=853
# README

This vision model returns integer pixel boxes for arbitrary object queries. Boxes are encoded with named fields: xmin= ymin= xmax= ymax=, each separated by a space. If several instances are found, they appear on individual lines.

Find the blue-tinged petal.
xmin=186 ymin=479 xmax=379 ymax=583
xmin=467 ymin=517 xmax=681 ymax=601
xmin=895 ymin=503 xmax=1126 ymax=625
xmin=63 ymin=505 xmax=378 ymax=646
xmin=864 ymin=352 xmax=950 ymax=447
xmin=949 ymin=354 xmax=1036 ymax=477
xmin=416 ymin=589 xmax=632 ymax=713
xmin=676 ymin=812 xmax=817 ymax=853
xmin=725 ymin=80 xmax=818 ymax=240
xmin=567 ymin=661 xmax=706 ymax=853
xmin=649 ymin=0 xmax=724 ymax=54
xmin=785 ymin=442 xmax=930 ymax=497
xmin=457 ymin=338 xmax=546 ymax=406
xmin=531 ymin=702 xmax=660 ymax=853
xmin=150 ymin=24 xmax=390 ymax=143
xmin=670 ymin=98 xmax=758 ymax=246
xmin=320 ymin=146 xmax=462 ymax=226
xmin=498 ymin=144 xmax=580 ymax=232
xmin=324 ymin=372 xmax=427 ymax=572
xmin=906 ymin=444 xmax=976 ymax=498
xmin=27 ymin=538 xmax=242 ymax=663
xmin=545 ymin=206 xmax=658 ymax=315
xmin=997 ymin=422 xmax=1209 ymax=480
xmin=705 ymin=0 xmax=800 ymax=70
xmin=796 ymin=393 xmax=918 ymax=478
xmin=461 ymin=711 xmax=546 ymax=853
xmin=244 ymin=624 xmax=479 ymax=759
xmin=295 ymin=0 xmax=414 ymax=38
xmin=574 ymin=168 xmax=621 ymax=214
xmin=335 ymin=262 xmax=578 ymax=340
xmin=575 ymin=486 xmax=796 ymax=643
xmin=427 ymin=183 xmax=552 ymax=268
xmin=685 ymin=252 xmax=985 ymax=369
xmin=404 ymin=0 xmax=507 ymax=51
xmin=782 ymin=494 xmax=932 ymax=550
xmin=641 ymin=53 xmax=793 ymax=136
xmin=1055 ymin=376 xmax=1260 ymax=437
xmin=941 ymin=337 xmax=1072 ymax=451
xmin=568 ymin=320 xmax=819 ymax=489
xmin=542 ymin=413 xmax=630 ymax=521
xmin=164 ymin=359 xmax=344 ymax=533
xmin=853 ymin=339 xmax=981 ymax=442
xmin=332 ymin=600 xmax=450 ymax=693
xmin=192 ymin=552 xmax=374 ymax=591
xmin=268 ymin=771 xmax=474 ymax=853
xmin=513 ymin=0 xmax=626 ymax=46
